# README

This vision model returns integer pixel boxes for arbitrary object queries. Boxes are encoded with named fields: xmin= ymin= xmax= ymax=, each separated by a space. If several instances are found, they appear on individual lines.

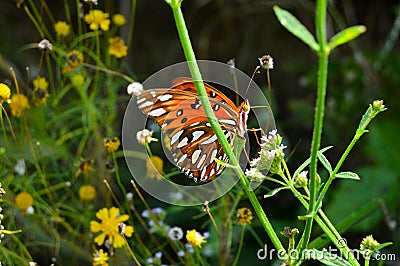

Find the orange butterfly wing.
xmin=137 ymin=79 xmax=245 ymax=182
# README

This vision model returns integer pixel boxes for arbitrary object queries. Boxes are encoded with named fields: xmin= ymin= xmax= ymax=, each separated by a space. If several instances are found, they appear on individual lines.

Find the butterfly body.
xmin=137 ymin=78 xmax=249 ymax=182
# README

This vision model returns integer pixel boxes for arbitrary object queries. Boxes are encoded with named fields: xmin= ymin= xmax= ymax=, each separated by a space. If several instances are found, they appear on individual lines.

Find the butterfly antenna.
xmin=244 ymin=65 xmax=261 ymax=98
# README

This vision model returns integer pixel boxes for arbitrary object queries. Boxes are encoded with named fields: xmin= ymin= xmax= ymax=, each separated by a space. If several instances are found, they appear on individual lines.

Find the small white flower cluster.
xmin=168 ymin=226 xmax=183 ymax=240
xmin=127 ymin=82 xmax=143 ymax=96
xmin=38 ymin=39 xmax=53 ymax=52
xmin=258 ymin=54 xmax=274 ymax=70
xmin=136 ymin=129 xmax=158 ymax=145
xmin=246 ymin=130 xmax=287 ymax=181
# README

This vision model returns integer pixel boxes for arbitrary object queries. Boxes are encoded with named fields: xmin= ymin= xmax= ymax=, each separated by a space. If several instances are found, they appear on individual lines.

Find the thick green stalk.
xmin=168 ymin=1 xmax=286 ymax=255
xmin=300 ymin=0 xmax=328 ymax=251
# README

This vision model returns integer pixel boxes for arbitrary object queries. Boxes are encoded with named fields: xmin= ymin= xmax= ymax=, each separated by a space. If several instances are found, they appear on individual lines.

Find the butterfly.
xmin=136 ymin=78 xmax=250 ymax=182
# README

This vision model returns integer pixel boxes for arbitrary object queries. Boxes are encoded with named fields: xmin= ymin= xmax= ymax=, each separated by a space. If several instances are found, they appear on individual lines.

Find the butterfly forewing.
xmin=136 ymin=79 xmax=248 ymax=182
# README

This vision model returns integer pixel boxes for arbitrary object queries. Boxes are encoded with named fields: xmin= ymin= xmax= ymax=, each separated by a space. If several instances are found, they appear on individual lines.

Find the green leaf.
xmin=335 ymin=171 xmax=360 ymax=180
xmin=293 ymin=146 xmax=333 ymax=178
xmin=298 ymin=214 xmax=313 ymax=220
xmin=264 ymin=186 xmax=288 ymax=198
xmin=317 ymin=151 xmax=332 ymax=174
xmin=375 ymin=242 xmax=393 ymax=251
xmin=273 ymin=6 xmax=319 ymax=52
xmin=328 ymin=25 xmax=367 ymax=50
xmin=214 ymin=158 xmax=235 ymax=168
xmin=303 ymin=249 xmax=352 ymax=266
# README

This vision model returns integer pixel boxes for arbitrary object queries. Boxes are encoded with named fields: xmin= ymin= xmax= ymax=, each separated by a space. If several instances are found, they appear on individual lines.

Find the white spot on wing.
xmin=177 ymin=137 xmax=189 ymax=149
xmin=148 ymin=108 xmax=166 ymax=117
xmin=209 ymin=149 xmax=218 ymax=163
xmin=138 ymin=101 xmax=154 ymax=109
xmin=200 ymin=167 xmax=208 ymax=181
xmin=157 ymin=94 xmax=173 ymax=101
xmin=191 ymin=149 xmax=201 ymax=164
xmin=150 ymin=91 xmax=156 ymax=97
xmin=171 ymin=130 xmax=183 ymax=145
xmin=219 ymin=119 xmax=236 ymax=126
xmin=201 ymin=135 xmax=218 ymax=145
xmin=197 ymin=154 xmax=207 ymax=169
xmin=190 ymin=122 xmax=200 ymax=127
xmin=209 ymin=168 xmax=215 ymax=177
xmin=192 ymin=131 xmax=204 ymax=142
xmin=177 ymin=153 xmax=187 ymax=165
xmin=137 ymin=97 xmax=146 ymax=104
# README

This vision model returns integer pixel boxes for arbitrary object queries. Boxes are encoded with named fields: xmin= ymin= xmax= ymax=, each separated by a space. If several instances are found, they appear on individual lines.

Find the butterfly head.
xmin=237 ymin=99 xmax=250 ymax=137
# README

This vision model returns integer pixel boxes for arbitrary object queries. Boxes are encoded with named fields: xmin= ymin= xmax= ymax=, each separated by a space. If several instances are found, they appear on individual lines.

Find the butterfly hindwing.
xmin=170 ymin=121 xmax=232 ymax=182
xmin=136 ymin=79 xmax=247 ymax=182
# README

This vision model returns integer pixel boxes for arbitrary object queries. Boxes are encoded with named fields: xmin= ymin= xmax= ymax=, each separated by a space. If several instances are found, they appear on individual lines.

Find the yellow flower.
xmin=79 ymin=185 xmax=97 ymax=201
xmin=186 ymin=229 xmax=206 ymax=247
xmin=75 ymin=158 xmax=93 ymax=178
xmin=236 ymin=207 xmax=253 ymax=226
xmin=54 ymin=21 xmax=70 ymax=37
xmin=0 ymin=83 xmax=11 ymax=104
xmin=63 ymin=50 xmax=84 ymax=74
xmin=112 ymin=14 xmax=126 ymax=26
xmin=9 ymin=94 xmax=30 ymax=117
xmin=32 ymin=88 xmax=49 ymax=106
xmin=33 ymin=76 xmax=49 ymax=90
xmin=108 ymin=37 xmax=128 ymax=58
xmin=90 ymin=207 xmax=134 ymax=248
xmin=103 ymin=137 xmax=120 ymax=153
xmin=84 ymin=10 xmax=110 ymax=31
xmin=70 ymin=74 xmax=85 ymax=87
xmin=15 ymin=192 xmax=33 ymax=214
xmin=146 ymin=156 xmax=163 ymax=180
xmin=93 ymin=249 xmax=109 ymax=266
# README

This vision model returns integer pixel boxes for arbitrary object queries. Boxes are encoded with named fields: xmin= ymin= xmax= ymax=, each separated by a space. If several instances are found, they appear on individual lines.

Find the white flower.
xmin=83 ymin=0 xmax=98 ymax=4
xmin=177 ymin=250 xmax=185 ymax=257
xmin=169 ymin=226 xmax=184 ymax=240
xmin=259 ymin=54 xmax=274 ymax=69
xmin=298 ymin=170 xmax=308 ymax=179
xmin=126 ymin=192 xmax=133 ymax=201
xmin=141 ymin=209 xmax=149 ymax=218
xmin=14 ymin=159 xmax=25 ymax=176
xmin=250 ymin=157 xmax=260 ymax=167
xmin=136 ymin=129 xmax=157 ymax=145
xmin=245 ymin=168 xmax=265 ymax=182
xmin=155 ymin=251 xmax=162 ymax=259
xmin=127 ymin=82 xmax=144 ymax=96
xmin=267 ymin=149 xmax=276 ymax=159
xmin=26 ymin=206 xmax=34 ymax=215
xmin=38 ymin=39 xmax=53 ymax=51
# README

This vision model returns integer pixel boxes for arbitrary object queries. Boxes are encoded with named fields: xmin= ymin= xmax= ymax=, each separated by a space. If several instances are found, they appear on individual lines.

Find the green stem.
xmin=127 ymin=0 xmax=137 ymax=49
xmin=300 ymin=0 xmax=329 ymax=252
xmin=168 ymin=0 xmax=286 ymax=256
xmin=232 ymin=225 xmax=246 ymax=266
xmin=112 ymin=152 xmax=127 ymax=198
xmin=315 ymin=104 xmax=382 ymax=224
